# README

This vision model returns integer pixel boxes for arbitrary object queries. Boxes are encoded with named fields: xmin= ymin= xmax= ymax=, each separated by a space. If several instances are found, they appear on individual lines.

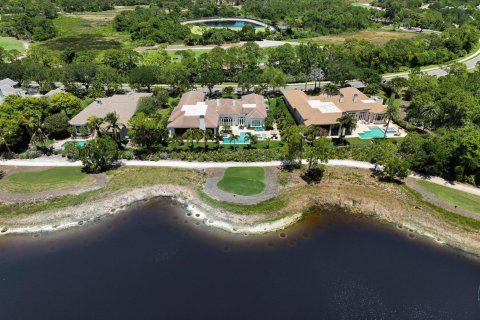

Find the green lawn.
xmin=39 ymin=15 xmax=129 ymax=51
xmin=418 ymin=180 xmax=480 ymax=213
xmin=0 ymin=37 xmax=24 ymax=52
xmin=0 ymin=167 xmax=95 ymax=194
xmin=217 ymin=167 xmax=266 ymax=196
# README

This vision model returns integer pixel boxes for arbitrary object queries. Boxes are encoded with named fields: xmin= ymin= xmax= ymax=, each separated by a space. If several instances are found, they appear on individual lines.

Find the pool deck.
xmin=346 ymin=122 xmax=407 ymax=139
xmin=221 ymin=124 xmax=281 ymax=144
xmin=53 ymin=137 xmax=93 ymax=150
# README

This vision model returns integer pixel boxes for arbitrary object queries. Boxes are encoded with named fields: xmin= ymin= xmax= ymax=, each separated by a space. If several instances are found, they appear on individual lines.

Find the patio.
xmin=346 ymin=121 xmax=407 ymax=139
xmin=220 ymin=123 xmax=281 ymax=143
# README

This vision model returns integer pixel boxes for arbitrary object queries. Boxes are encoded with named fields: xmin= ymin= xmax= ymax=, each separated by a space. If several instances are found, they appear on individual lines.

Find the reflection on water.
xmin=0 ymin=198 xmax=479 ymax=320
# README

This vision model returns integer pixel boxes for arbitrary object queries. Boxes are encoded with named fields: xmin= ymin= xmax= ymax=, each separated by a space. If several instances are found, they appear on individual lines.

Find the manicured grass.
xmin=0 ymin=167 xmax=204 ymax=217
xmin=417 ymin=180 xmax=480 ymax=213
xmin=0 ymin=37 xmax=24 ymax=52
xmin=198 ymin=189 xmax=287 ymax=215
xmin=0 ymin=167 xmax=94 ymax=194
xmin=402 ymin=185 xmax=480 ymax=230
xmin=217 ymin=167 xmax=266 ymax=196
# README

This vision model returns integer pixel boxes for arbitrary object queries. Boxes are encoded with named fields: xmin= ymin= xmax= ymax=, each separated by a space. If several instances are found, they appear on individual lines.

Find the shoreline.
xmin=0 ymin=184 xmax=303 ymax=236
xmin=1 ymin=182 xmax=479 ymax=258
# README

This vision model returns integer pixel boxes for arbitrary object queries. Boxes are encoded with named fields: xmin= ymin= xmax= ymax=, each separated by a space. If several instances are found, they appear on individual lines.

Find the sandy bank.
xmin=0 ymin=184 xmax=301 ymax=236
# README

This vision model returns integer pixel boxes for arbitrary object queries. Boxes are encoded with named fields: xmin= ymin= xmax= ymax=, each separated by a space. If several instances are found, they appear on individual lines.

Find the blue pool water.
xmin=61 ymin=141 xmax=86 ymax=149
xmin=254 ymin=127 xmax=264 ymax=132
xmin=358 ymin=126 xmax=385 ymax=139
xmin=223 ymin=132 xmax=247 ymax=144
xmin=204 ymin=21 xmax=263 ymax=28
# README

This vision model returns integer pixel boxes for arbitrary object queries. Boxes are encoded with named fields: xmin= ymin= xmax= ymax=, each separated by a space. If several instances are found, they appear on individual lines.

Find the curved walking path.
xmin=405 ymin=178 xmax=480 ymax=219
xmin=203 ymin=168 xmax=279 ymax=204
xmin=0 ymin=172 xmax=108 ymax=204
xmin=2 ymin=157 xmax=480 ymax=197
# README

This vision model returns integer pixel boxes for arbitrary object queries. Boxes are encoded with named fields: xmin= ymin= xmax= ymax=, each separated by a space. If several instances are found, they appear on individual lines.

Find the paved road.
xmin=2 ymin=157 xmax=480 ymax=197
xmin=192 ymin=43 xmax=480 ymax=92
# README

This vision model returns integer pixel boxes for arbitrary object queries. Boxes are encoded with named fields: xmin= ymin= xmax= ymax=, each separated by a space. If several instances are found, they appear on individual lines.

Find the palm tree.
xmin=86 ymin=116 xmax=104 ymax=137
xmin=322 ymin=83 xmax=339 ymax=96
xmin=193 ymin=129 xmax=202 ymax=146
xmin=168 ymin=134 xmax=182 ymax=151
xmin=420 ymin=102 xmax=438 ymax=132
xmin=214 ymin=132 xmax=222 ymax=149
xmin=183 ymin=129 xmax=196 ymax=148
xmin=384 ymin=94 xmax=400 ymax=138
xmin=22 ymin=115 xmax=46 ymax=146
xmin=104 ymin=112 xmax=122 ymax=144
xmin=244 ymin=132 xmax=258 ymax=149
xmin=222 ymin=124 xmax=231 ymax=133
xmin=228 ymin=133 xmax=239 ymax=150
xmin=305 ymin=125 xmax=319 ymax=143
xmin=201 ymin=129 xmax=212 ymax=150
xmin=264 ymin=137 xmax=271 ymax=149
xmin=336 ymin=113 xmax=358 ymax=140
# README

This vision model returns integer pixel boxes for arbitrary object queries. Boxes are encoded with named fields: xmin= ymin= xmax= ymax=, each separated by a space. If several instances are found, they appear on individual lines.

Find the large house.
xmin=282 ymin=87 xmax=386 ymax=136
xmin=167 ymin=91 xmax=267 ymax=137
xmin=69 ymin=92 xmax=151 ymax=138
xmin=0 ymin=78 xmax=25 ymax=103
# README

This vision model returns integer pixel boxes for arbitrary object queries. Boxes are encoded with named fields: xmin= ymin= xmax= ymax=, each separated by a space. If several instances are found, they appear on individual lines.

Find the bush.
xmin=62 ymin=141 xmax=81 ymax=160
xmin=79 ymin=136 xmax=119 ymax=173
xmin=17 ymin=151 xmax=42 ymax=159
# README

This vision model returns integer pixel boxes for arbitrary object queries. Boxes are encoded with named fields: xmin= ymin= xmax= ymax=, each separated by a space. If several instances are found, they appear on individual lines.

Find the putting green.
xmin=217 ymin=167 xmax=266 ymax=196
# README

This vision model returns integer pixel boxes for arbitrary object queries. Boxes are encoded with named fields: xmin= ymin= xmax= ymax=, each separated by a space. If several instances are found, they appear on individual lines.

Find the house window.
xmin=238 ymin=116 xmax=245 ymax=126
xmin=221 ymin=117 xmax=233 ymax=126
xmin=251 ymin=119 xmax=262 ymax=127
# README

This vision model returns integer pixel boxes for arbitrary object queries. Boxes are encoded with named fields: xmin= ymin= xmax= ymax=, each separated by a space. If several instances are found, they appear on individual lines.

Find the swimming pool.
xmin=358 ymin=126 xmax=385 ymax=139
xmin=61 ymin=140 xmax=86 ymax=149
xmin=223 ymin=132 xmax=247 ymax=144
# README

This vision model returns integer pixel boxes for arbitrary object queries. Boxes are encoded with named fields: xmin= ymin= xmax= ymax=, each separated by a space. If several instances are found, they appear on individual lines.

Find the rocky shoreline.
xmin=1 ymin=182 xmax=480 ymax=258
xmin=0 ymin=184 xmax=302 ymax=236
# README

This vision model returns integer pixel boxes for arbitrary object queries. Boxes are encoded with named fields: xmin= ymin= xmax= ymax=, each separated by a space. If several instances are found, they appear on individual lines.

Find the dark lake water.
xmin=0 ymin=198 xmax=479 ymax=320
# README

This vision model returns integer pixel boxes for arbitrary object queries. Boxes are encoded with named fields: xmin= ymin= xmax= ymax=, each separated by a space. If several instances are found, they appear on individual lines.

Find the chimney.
xmin=339 ymin=94 xmax=344 ymax=103
xmin=353 ymin=94 xmax=358 ymax=103
xmin=199 ymin=115 xmax=206 ymax=130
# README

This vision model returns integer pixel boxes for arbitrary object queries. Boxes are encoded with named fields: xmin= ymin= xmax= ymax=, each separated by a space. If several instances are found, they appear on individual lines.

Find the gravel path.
xmin=405 ymin=178 xmax=480 ymax=219
xmin=0 ymin=172 xmax=108 ymax=204
xmin=203 ymin=167 xmax=279 ymax=204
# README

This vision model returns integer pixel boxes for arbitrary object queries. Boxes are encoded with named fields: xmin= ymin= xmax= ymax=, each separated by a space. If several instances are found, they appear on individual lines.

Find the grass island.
xmin=217 ymin=167 xmax=266 ymax=196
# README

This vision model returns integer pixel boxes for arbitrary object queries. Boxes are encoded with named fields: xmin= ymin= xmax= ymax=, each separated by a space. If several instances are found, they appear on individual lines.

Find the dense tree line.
xmin=372 ymin=0 xmax=480 ymax=31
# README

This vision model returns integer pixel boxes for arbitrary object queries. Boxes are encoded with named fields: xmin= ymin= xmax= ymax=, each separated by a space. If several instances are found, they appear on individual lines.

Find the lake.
xmin=0 ymin=198 xmax=479 ymax=319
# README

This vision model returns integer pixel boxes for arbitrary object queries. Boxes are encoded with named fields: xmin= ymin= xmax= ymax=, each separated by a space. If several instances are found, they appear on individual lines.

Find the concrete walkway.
xmin=203 ymin=168 xmax=279 ymax=204
xmin=2 ymin=157 xmax=480 ymax=197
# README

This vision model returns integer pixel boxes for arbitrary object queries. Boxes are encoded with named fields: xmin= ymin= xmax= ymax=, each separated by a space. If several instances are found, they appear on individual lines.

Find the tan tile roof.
xmin=69 ymin=92 xmax=151 ymax=126
xmin=168 ymin=91 xmax=267 ymax=129
xmin=282 ymin=87 xmax=386 ymax=125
